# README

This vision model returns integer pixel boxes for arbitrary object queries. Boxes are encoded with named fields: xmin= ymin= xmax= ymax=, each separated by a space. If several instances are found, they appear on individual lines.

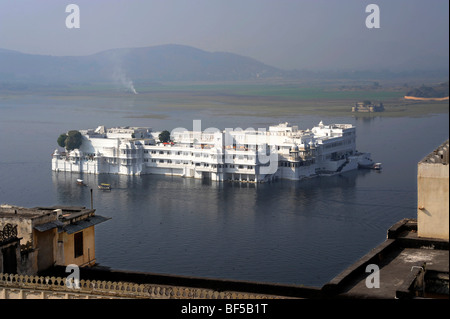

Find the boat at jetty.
xmin=52 ymin=121 xmax=377 ymax=183
xmin=358 ymin=153 xmax=377 ymax=169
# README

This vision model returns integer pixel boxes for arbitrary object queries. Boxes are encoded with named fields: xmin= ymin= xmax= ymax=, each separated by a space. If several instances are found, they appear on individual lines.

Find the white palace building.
xmin=52 ymin=121 xmax=375 ymax=183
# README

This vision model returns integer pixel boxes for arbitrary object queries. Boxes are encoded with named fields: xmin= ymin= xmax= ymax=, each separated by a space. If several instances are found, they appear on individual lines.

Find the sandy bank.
xmin=404 ymin=96 xmax=449 ymax=101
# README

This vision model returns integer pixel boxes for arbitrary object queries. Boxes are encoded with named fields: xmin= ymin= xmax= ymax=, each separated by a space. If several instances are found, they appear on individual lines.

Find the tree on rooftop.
xmin=57 ymin=133 xmax=68 ymax=148
xmin=57 ymin=130 xmax=83 ymax=151
xmin=159 ymin=130 xmax=171 ymax=143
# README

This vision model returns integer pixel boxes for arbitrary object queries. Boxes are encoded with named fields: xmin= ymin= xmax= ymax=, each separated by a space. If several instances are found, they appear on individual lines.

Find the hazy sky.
xmin=0 ymin=0 xmax=448 ymax=70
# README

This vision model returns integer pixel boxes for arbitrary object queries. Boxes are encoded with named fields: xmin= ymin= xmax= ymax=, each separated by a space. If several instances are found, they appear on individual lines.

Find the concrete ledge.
xmin=387 ymin=218 xmax=416 ymax=239
xmin=321 ymin=239 xmax=397 ymax=296
xmin=397 ymin=236 xmax=449 ymax=251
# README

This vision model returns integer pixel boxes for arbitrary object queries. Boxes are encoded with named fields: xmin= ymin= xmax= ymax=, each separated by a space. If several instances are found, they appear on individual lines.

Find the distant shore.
xmin=2 ymin=82 xmax=448 ymax=118
xmin=404 ymin=95 xmax=449 ymax=101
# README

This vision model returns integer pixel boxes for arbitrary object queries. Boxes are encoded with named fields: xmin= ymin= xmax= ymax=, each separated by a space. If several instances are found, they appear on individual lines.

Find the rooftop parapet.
xmin=420 ymin=139 xmax=449 ymax=165
xmin=0 ymin=205 xmax=56 ymax=219
xmin=106 ymin=127 xmax=152 ymax=139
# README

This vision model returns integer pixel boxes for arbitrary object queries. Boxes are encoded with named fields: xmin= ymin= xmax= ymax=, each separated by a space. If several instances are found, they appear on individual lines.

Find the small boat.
xmin=98 ymin=183 xmax=111 ymax=191
xmin=76 ymin=179 xmax=84 ymax=185
xmin=373 ymin=163 xmax=382 ymax=170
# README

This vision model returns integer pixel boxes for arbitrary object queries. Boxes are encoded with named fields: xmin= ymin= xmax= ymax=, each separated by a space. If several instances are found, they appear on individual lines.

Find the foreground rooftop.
xmin=323 ymin=219 xmax=448 ymax=299
xmin=31 ymin=218 xmax=447 ymax=299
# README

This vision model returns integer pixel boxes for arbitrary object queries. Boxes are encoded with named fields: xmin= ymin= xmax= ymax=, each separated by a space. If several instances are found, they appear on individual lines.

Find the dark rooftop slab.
xmin=323 ymin=219 xmax=449 ymax=299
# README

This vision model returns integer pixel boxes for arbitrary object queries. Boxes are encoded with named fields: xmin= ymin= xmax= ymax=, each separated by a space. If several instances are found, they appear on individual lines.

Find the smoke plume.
xmin=113 ymin=67 xmax=138 ymax=94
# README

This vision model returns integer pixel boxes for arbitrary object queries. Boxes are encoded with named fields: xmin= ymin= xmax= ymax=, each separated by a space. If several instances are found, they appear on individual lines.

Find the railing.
xmin=0 ymin=273 xmax=282 ymax=299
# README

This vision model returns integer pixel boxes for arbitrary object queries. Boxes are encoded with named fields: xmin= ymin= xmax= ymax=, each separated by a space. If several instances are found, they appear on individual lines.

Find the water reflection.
xmin=50 ymin=167 xmax=390 ymax=286
xmin=51 ymin=170 xmax=368 ymax=218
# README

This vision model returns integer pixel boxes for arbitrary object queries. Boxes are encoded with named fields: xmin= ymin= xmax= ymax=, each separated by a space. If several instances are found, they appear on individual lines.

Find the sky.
xmin=0 ymin=0 xmax=448 ymax=71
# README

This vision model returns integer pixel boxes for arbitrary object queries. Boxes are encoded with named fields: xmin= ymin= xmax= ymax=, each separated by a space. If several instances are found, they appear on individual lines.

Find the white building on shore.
xmin=52 ymin=121 xmax=375 ymax=182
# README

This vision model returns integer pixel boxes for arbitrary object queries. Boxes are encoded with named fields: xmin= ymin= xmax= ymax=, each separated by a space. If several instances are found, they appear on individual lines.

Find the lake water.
xmin=0 ymin=93 xmax=448 ymax=287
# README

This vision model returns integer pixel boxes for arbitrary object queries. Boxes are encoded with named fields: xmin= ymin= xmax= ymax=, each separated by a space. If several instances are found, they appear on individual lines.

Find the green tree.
xmin=57 ymin=133 xmax=68 ymax=148
xmin=158 ymin=130 xmax=171 ymax=143
xmin=57 ymin=130 xmax=83 ymax=151
xmin=65 ymin=130 xmax=83 ymax=150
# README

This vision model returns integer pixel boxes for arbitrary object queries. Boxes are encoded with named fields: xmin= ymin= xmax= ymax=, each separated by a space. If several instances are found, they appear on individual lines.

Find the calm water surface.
xmin=0 ymin=94 xmax=448 ymax=287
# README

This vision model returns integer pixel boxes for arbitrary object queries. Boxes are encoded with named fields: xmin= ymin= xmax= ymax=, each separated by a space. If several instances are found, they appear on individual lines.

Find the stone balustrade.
xmin=0 ymin=272 xmax=283 ymax=299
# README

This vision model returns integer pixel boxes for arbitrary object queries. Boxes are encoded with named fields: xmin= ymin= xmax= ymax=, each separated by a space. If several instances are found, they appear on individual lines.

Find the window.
xmin=74 ymin=232 xmax=83 ymax=258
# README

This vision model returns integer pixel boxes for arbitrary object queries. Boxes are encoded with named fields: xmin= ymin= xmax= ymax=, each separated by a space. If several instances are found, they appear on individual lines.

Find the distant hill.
xmin=0 ymin=44 xmax=448 ymax=90
xmin=0 ymin=44 xmax=285 ymax=85
xmin=405 ymin=82 xmax=449 ymax=98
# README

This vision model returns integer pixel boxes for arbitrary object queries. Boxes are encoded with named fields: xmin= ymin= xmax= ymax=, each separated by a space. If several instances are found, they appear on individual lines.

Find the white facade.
xmin=52 ymin=122 xmax=373 ymax=182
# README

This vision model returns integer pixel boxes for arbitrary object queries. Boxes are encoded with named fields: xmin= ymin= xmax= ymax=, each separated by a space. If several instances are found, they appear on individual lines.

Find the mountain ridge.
xmin=0 ymin=44 xmax=448 ymax=87
xmin=0 ymin=44 xmax=285 ymax=84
